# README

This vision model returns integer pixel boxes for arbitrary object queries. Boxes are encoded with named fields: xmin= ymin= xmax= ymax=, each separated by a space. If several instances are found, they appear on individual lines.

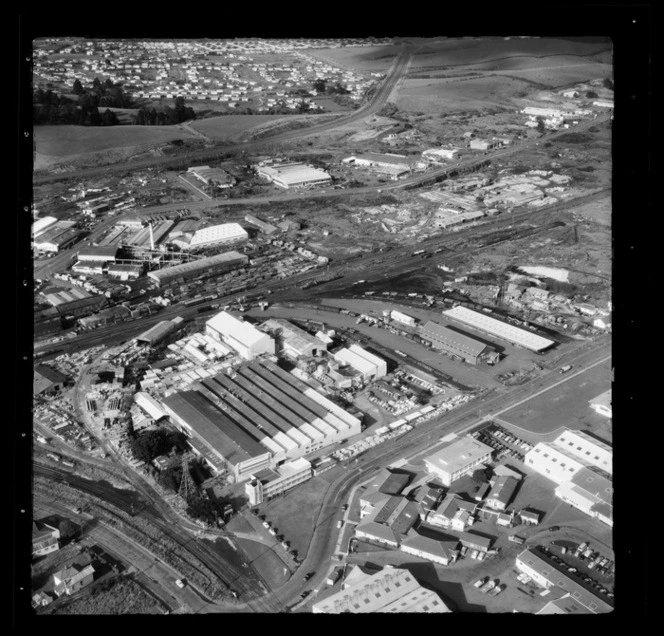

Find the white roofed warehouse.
xmin=333 ymin=345 xmax=387 ymax=382
xmin=187 ymin=223 xmax=248 ymax=249
xmin=256 ymin=162 xmax=332 ymax=189
xmin=424 ymin=436 xmax=493 ymax=486
xmin=206 ymin=311 xmax=275 ymax=360
xmin=442 ymin=306 xmax=555 ymax=352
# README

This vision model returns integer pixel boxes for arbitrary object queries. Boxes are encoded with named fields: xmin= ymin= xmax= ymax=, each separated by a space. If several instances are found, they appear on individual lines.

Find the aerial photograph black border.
xmin=14 ymin=4 xmax=650 ymax=626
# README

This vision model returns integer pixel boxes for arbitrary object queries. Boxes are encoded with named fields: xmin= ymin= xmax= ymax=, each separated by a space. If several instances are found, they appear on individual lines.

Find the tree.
xmin=186 ymin=497 xmax=219 ymax=525
xmin=602 ymin=78 xmax=614 ymax=91
xmin=130 ymin=429 xmax=171 ymax=463
xmin=57 ymin=519 xmax=79 ymax=542
xmin=313 ymin=78 xmax=326 ymax=93
xmin=72 ymin=79 xmax=84 ymax=95
xmin=471 ymin=468 xmax=489 ymax=485
xmin=585 ymin=90 xmax=598 ymax=99
xmin=536 ymin=116 xmax=546 ymax=133
xmin=101 ymin=108 xmax=118 ymax=126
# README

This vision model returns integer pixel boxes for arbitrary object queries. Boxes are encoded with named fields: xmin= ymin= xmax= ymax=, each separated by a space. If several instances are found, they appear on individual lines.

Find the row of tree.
xmin=133 ymin=96 xmax=196 ymax=125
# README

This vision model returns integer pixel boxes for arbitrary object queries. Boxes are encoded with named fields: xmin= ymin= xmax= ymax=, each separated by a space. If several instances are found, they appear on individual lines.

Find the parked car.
xmin=474 ymin=577 xmax=488 ymax=588
xmin=489 ymin=583 xmax=506 ymax=597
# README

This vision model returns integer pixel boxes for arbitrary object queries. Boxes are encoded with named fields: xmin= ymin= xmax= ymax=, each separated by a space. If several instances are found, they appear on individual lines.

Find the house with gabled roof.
xmin=32 ymin=521 xmax=60 ymax=557
xmin=53 ymin=562 xmax=95 ymax=596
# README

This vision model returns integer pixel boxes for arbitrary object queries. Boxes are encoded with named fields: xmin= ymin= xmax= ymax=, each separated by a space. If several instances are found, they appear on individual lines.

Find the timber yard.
xmin=25 ymin=34 xmax=620 ymax=617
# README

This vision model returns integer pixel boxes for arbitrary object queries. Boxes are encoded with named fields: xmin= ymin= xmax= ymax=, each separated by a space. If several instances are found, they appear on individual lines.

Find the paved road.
xmin=228 ymin=335 xmax=611 ymax=610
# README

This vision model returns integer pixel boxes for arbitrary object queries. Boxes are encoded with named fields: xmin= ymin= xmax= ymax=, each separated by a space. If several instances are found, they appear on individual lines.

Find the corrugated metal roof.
xmin=420 ymin=321 xmax=491 ymax=358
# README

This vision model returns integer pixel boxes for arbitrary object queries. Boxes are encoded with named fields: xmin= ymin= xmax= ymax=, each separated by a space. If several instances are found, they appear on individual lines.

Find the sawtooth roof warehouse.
xmin=161 ymin=358 xmax=361 ymax=482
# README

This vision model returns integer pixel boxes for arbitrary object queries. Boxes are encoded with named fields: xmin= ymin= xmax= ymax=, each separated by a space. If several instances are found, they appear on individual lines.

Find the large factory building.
xmin=160 ymin=359 xmax=362 ymax=482
xmin=442 ymin=306 xmax=555 ymax=352
xmin=419 ymin=321 xmax=498 ymax=365
xmin=256 ymin=163 xmax=332 ymax=189
xmin=147 ymin=251 xmax=248 ymax=287
xmin=205 ymin=311 xmax=275 ymax=360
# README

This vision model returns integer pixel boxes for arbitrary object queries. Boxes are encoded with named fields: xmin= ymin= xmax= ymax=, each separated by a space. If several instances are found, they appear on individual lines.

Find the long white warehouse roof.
xmin=442 ymin=306 xmax=555 ymax=352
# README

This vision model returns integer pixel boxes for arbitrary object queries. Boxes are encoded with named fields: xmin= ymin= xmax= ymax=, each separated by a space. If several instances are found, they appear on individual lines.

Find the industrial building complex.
xmin=160 ymin=358 xmax=362 ymax=482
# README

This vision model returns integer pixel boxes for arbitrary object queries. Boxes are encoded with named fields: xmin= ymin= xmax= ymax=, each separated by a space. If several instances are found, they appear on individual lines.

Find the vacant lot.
xmin=499 ymin=358 xmax=612 ymax=437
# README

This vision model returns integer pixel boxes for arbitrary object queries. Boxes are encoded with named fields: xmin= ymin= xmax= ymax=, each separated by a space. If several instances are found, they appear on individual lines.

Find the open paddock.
xmin=34 ymin=124 xmax=199 ymax=158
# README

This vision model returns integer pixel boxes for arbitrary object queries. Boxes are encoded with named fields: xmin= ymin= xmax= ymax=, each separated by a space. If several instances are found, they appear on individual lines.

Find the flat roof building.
xmin=311 ymin=565 xmax=450 ymax=613
xmin=424 ymin=436 xmax=493 ymax=486
xmin=256 ymin=162 xmax=332 ymax=189
xmin=206 ymin=311 xmax=275 ymax=360
xmin=442 ymin=306 xmax=555 ymax=352
xmin=147 ymin=251 xmax=248 ymax=286
xmin=419 ymin=321 xmax=497 ymax=365
xmin=245 ymin=457 xmax=312 ymax=505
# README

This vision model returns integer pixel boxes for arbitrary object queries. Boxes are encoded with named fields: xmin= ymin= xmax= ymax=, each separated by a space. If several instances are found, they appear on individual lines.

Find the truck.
xmin=175 ymin=578 xmax=186 ymax=589
xmin=559 ymin=364 xmax=573 ymax=374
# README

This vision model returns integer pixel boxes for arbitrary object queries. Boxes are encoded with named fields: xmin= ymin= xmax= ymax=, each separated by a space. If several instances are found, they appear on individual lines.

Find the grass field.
xmin=498 ymin=358 xmax=612 ymax=438
xmin=305 ymin=45 xmax=405 ymax=72
xmin=407 ymin=37 xmax=612 ymax=70
xmin=34 ymin=124 xmax=198 ymax=157
xmin=187 ymin=114 xmax=291 ymax=140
